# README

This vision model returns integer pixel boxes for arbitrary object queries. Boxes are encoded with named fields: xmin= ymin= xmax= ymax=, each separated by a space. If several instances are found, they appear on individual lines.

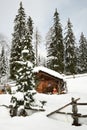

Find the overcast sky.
xmin=0 ymin=0 xmax=87 ymax=42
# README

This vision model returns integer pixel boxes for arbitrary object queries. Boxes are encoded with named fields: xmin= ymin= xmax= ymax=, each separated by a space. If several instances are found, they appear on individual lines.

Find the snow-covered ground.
xmin=0 ymin=73 xmax=87 ymax=130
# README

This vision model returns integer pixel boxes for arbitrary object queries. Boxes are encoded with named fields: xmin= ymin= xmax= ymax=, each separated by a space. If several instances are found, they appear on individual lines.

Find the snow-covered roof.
xmin=33 ymin=66 xmax=64 ymax=80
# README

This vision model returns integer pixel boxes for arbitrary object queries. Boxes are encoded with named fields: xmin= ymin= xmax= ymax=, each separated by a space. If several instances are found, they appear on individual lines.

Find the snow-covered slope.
xmin=66 ymin=73 xmax=87 ymax=94
xmin=0 ymin=73 xmax=87 ymax=130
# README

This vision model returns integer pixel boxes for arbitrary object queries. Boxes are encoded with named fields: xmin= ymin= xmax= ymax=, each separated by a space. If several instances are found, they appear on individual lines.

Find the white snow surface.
xmin=0 ymin=73 xmax=87 ymax=129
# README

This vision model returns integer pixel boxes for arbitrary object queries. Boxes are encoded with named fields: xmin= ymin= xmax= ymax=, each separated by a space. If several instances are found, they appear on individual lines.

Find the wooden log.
xmin=80 ymin=115 xmax=87 ymax=118
xmin=56 ymin=111 xmax=81 ymax=116
xmin=56 ymin=111 xmax=87 ymax=118
xmin=56 ymin=111 xmax=72 ymax=115
xmin=77 ymin=103 xmax=87 ymax=105
xmin=47 ymin=98 xmax=80 ymax=117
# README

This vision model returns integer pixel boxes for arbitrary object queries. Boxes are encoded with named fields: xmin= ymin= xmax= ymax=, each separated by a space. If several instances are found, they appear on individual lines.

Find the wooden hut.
xmin=33 ymin=66 xmax=67 ymax=94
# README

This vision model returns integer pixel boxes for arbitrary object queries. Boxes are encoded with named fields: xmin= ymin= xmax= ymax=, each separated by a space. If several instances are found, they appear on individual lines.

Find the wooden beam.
xmin=77 ymin=103 xmax=87 ymax=105
xmin=56 ymin=111 xmax=81 ymax=116
xmin=56 ymin=111 xmax=87 ymax=118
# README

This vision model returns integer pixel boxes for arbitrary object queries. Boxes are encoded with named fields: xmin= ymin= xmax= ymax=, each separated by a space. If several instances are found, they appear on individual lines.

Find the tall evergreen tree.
xmin=0 ymin=47 xmax=7 ymax=78
xmin=26 ymin=16 xmax=35 ymax=64
xmin=11 ymin=5 xmax=35 ymax=98
xmin=10 ymin=2 xmax=26 ymax=79
xmin=78 ymin=32 xmax=87 ymax=73
xmin=16 ymin=15 xmax=36 ymax=91
xmin=9 ymin=3 xmax=45 ymax=116
xmin=10 ymin=16 xmax=36 ymax=115
xmin=46 ymin=9 xmax=64 ymax=73
xmin=64 ymin=18 xmax=76 ymax=75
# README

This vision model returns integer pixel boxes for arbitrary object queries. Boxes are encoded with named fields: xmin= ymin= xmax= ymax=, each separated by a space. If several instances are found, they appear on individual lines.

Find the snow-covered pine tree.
xmin=10 ymin=47 xmax=45 ymax=116
xmin=78 ymin=32 xmax=87 ymax=73
xmin=0 ymin=47 xmax=7 ymax=79
xmin=10 ymin=48 xmax=35 ymax=116
xmin=10 ymin=2 xmax=26 ymax=80
xmin=34 ymin=27 xmax=41 ymax=66
xmin=46 ymin=9 xmax=64 ymax=73
xmin=26 ymin=16 xmax=35 ymax=64
xmin=16 ymin=49 xmax=35 ymax=91
xmin=16 ymin=16 xmax=35 ymax=91
xmin=10 ymin=11 xmax=45 ymax=116
xmin=64 ymin=18 xmax=77 ymax=75
xmin=75 ymin=46 xmax=80 ymax=74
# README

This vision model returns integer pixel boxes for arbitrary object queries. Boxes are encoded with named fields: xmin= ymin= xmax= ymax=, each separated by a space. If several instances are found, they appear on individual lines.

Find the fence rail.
xmin=47 ymin=97 xmax=87 ymax=126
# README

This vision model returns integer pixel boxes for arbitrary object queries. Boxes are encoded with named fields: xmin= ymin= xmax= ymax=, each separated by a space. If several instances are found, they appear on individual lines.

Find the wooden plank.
xmin=56 ymin=111 xmax=72 ymax=115
xmin=56 ymin=111 xmax=81 ymax=116
xmin=47 ymin=98 xmax=80 ymax=117
xmin=80 ymin=115 xmax=87 ymax=118
xmin=56 ymin=111 xmax=87 ymax=118
xmin=77 ymin=103 xmax=87 ymax=105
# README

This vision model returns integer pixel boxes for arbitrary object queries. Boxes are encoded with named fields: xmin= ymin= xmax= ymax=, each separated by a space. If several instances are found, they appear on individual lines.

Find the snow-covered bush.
xmin=9 ymin=90 xmax=46 ymax=117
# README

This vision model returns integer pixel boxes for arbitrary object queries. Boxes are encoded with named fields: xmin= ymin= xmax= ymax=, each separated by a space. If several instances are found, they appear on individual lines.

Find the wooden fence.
xmin=47 ymin=97 xmax=87 ymax=126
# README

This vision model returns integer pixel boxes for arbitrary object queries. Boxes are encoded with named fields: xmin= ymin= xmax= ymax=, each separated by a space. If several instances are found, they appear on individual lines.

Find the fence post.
xmin=71 ymin=97 xmax=81 ymax=126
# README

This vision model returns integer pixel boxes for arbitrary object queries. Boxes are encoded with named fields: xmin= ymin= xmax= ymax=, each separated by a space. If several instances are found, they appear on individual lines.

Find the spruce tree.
xmin=10 ymin=49 xmax=44 ymax=116
xmin=12 ymin=13 xmax=35 ymax=109
xmin=46 ymin=9 xmax=64 ymax=73
xmin=10 ymin=2 xmax=26 ymax=79
xmin=64 ymin=18 xmax=76 ymax=75
xmin=16 ymin=15 xmax=35 ymax=91
xmin=26 ymin=16 xmax=35 ymax=64
xmin=10 ymin=42 xmax=36 ymax=116
xmin=78 ymin=32 xmax=87 ymax=73
xmin=0 ymin=47 xmax=7 ymax=78
xmin=16 ymin=50 xmax=34 ymax=92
